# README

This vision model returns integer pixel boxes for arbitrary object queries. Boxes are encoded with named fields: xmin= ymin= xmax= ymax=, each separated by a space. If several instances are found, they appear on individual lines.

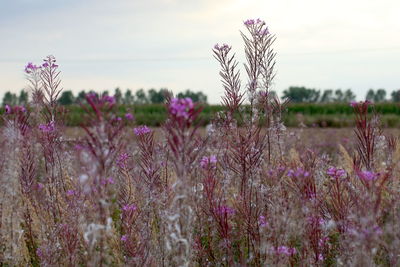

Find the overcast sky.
xmin=1 ymin=0 xmax=399 ymax=103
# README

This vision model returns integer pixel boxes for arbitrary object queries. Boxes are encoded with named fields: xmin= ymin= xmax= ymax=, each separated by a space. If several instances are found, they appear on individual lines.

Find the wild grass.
xmin=1 ymin=19 xmax=400 ymax=266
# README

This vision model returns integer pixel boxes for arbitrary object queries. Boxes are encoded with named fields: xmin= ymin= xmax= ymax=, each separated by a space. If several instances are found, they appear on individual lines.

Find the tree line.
xmin=2 ymin=88 xmax=207 ymax=106
xmin=2 ymin=86 xmax=400 ymax=106
xmin=283 ymin=87 xmax=400 ymax=103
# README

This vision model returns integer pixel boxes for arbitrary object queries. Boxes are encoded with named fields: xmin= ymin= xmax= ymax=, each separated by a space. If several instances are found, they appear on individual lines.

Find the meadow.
xmin=1 ymin=19 xmax=400 ymax=266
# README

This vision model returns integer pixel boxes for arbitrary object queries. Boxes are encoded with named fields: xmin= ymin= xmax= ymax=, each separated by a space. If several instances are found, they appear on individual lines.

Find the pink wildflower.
xmin=287 ymin=168 xmax=310 ymax=178
xmin=133 ymin=125 xmax=151 ymax=136
xmin=200 ymin=155 xmax=217 ymax=169
xmin=168 ymin=97 xmax=194 ymax=119
xmin=39 ymin=120 xmax=55 ymax=133
xmin=5 ymin=104 xmax=11 ymax=114
xmin=357 ymin=170 xmax=379 ymax=181
xmin=259 ymin=215 xmax=268 ymax=227
xmin=327 ymin=167 xmax=346 ymax=179
xmin=116 ymin=153 xmax=129 ymax=168
xmin=122 ymin=204 xmax=137 ymax=212
xmin=24 ymin=62 xmax=40 ymax=74
xmin=244 ymin=19 xmax=255 ymax=26
xmin=125 ymin=113 xmax=134 ymax=120
xmin=274 ymin=246 xmax=297 ymax=256
xmin=66 ymin=190 xmax=76 ymax=196
xmin=214 ymin=43 xmax=231 ymax=52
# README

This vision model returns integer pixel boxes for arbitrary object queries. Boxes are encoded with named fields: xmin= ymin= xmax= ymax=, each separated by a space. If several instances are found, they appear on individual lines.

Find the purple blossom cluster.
xmin=244 ymin=18 xmax=265 ymax=26
xmin=25 ymin=56 xmax=59 ymax=74
xmin=350 ymin=100 xmax=373 ymax=108
xmin=122 ymin=204 xmax=137 ymax=212
xmin=125 ymin=113 xmax=134 ymax=120
xmin=213 ymin=43 xmax=231 ymax=52
xmin=24 ymin=62 xmax=41 ymax=74
xmin=4 ymin=104 xmax=26 ymax=114
xmin=200 ymin=155 xmax=217 ymax=169
xmin=100 ymin=177 xmax=115 ymax=185
xmin=168 ymin=97 xmax=194 ymax=119
xmin=133 ymin=125 xmax=151 ymax=136
xmin=272 ymin=246 xmax=297 ymax=256
xmin=287 ymin=167 xmax=310 ymax=178
xmin=86 ymin=92 xmax=116 ymax=105
xmin=259 ymin=215 xmax=268 ymax=227
xmin=38 ymin=120 xmax=55 ymax=133
xmin=327 ymin=167 xmax=347 ymax=179
xmin=116 ymin=153 xmax=129 ymax=168
xmin=357 ymin=170 xmax=380 ymax=182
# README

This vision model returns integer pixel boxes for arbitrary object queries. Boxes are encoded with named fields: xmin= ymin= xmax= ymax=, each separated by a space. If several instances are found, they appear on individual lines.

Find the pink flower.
xmin=39 ymin=120 xmax=55 ymax=133
xmin=287 ymin=168 xmax=310 ymax=178
xmin=116 ymin=153 xmax=129 ymax=168
xmin=66 ymin=190 xmax=76 ymax=196
xmin=350 ymin=101 xmax=358 ymax=107
xmin=200 ymin=155 xmax=217 ymax=169
xmin=257 ymin=27 xmax=269 ymax=36
xmin=259 ymin=215 xmax=268 ymax=227
xmin=327 ymin=167 xmax=346 ymax=179
xmin=133 ymin=125 xmax=151 ymax=136
xmin=274 ymin=246 xmax=297 ymax=256
xmin=121 ymin=235 xmax=128 ymax=242
xmin=5 ymin=104 xmax=11 ymax=114
xmin=357 ymin=170 xmax=379 ymax=181
xmin=101 ymin=177 xmax=115 ymax=185
xmin=122 ymin=204 xmax=137 ymax=212
xmin=125 ymin=113 xmax=134 ymax=120
xmin=214 ymin=43 xmax=231 ymax=52
xmin=168 ymin=97 xmax=194 ymax=119
xmin=244 ymin=19 xmax=255 ymax=26
xmin=102 ymin=95 xmax=115 ymax=104
xmin=24 ymin=62 xmax=40 ymax=74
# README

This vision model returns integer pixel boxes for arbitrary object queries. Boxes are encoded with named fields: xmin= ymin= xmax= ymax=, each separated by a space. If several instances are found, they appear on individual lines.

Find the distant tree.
xmin=343 ymin=89 xmax=356 ymax=102
xmin=76 ymin=90 xmax=87 ymax=103
xmin=58 ymin=90 xmax=75 ymax=105
xmin=135 ymin=89 xmax=148 ymax=104
xmin=101 ymin=90 xmax=109 ymax=97
xmin=113 ymin=87 xmax=123 ymax=104
xmin=334 ymin=89 xmax=344 ymax=102
xmin=148 ymin=88 xmax=168 ymax=104
xmin=2 ymin=91 xmax=18 ymax=105
xmin=366 ymin=89 xmax=375 ymax=101
xmin=18 ymin=90 xmax=29 ymax=105
xmin=320 ymin=89 xmax=333 ymax=103
xmin=391 ymin=90 xmax=400 ymax=102
xmin=123 ymin=89 xmax=135 ymax=105
xmin=374 ymin=88 xmax=386 ymax=102
xmin=177 ymin=89 xmax=208 ymax=103
xmin=282 ymin=86 xmax=320 ymax=103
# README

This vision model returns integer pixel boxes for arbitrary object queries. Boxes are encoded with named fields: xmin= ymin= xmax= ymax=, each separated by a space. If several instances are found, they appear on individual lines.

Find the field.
xmin=2 ymin=20 xmax=400 ymax=266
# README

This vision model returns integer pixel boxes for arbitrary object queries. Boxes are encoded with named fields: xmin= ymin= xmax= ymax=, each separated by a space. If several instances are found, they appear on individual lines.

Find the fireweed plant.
xmin=1 ymin=19 xmax=400 ymax=266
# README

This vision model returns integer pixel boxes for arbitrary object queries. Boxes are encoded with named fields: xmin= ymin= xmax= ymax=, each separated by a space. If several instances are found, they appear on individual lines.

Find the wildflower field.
xmin=1 ymin=19 xmax=400 ymax=266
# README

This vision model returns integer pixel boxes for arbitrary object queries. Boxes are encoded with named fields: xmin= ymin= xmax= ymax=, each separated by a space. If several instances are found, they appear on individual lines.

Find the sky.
xmin=0 ymin=0 xmax=399 ymax=104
